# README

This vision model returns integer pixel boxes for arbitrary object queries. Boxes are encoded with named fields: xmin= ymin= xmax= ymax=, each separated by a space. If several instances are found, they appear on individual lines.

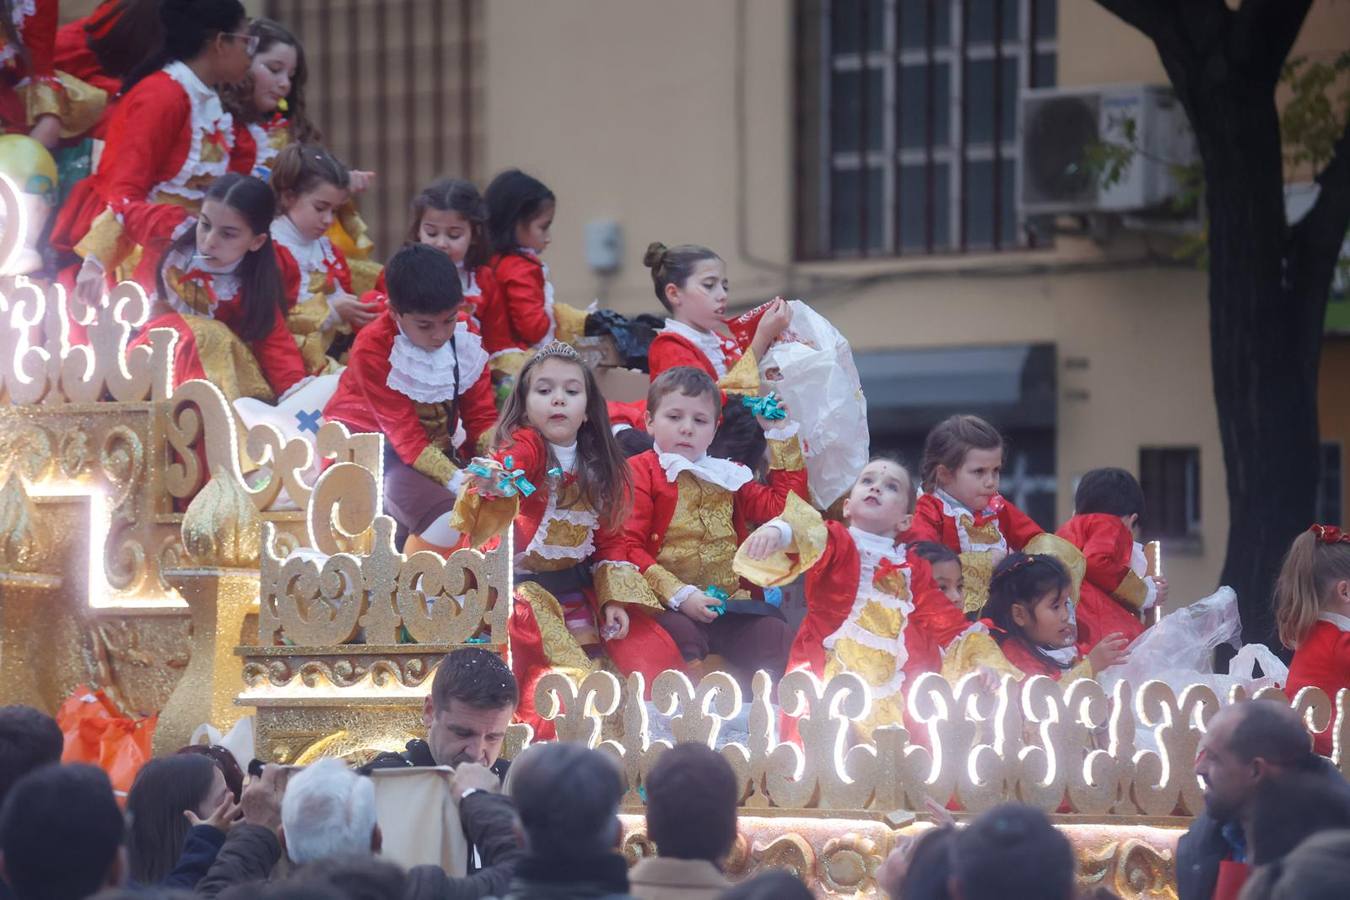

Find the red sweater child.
xmin=1285 ymin=613 xmax=1350 ymax=757
xmin=1057 ymin=513 xmax=1156 ymax=651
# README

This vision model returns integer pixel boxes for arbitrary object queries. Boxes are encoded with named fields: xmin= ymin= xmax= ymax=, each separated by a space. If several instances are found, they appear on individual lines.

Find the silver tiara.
xmin=535 ymin=341 xmax=582 ymax=362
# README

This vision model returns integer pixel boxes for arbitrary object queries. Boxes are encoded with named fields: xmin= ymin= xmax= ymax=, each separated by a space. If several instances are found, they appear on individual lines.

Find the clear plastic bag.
xmin=1098 ymin=586 xmax=1287 ymax=696
xmin=762 ymin=301 xmax=870 ymax=508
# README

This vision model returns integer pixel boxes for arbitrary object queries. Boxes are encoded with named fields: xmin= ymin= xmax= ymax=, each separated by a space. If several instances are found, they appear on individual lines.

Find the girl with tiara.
xmin=268 ymin=141 xmax=381 ymax=374
xmin=451 ymin=342 xmax=684 ymax=739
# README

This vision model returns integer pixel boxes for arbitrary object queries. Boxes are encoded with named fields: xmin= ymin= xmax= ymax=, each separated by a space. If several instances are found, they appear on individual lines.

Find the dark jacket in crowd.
xmin=499 ymin=852 xmax=636 ymax=900
xmin=161 ymin=823 xmax=227 ymax=889
xmin=1176 ymin=757 xmax=1350 ymax=900
xmin=195 ymin=790 xmax=522 ymax=899
xmin=357 ymin=738 xmax=512 ymax=782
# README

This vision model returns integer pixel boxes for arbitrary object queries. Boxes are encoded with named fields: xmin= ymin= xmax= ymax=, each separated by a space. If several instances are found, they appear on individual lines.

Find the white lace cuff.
xmin=764 ymin=422 xmax=800 ymax=441
xmin=668 ymin=584 xmax=700 ymax=611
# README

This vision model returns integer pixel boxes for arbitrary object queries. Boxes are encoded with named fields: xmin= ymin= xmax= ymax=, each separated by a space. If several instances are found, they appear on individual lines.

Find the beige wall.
xmin=478 ymin=1 xmax=1343 ymax=604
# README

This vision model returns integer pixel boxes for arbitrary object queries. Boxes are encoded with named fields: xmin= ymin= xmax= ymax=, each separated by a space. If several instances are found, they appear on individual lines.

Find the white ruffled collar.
xmin=653 ymin=445 xmax=752 ymax=492
xmin=1318 ymin=611 xmax=1350 ymax=633
xmin=270 ymin=215 xmax=334 ymax=272
xmin=164 ymin=59 xmax=217 ymax=104
xmin=161 ymin=244 xmax=240 ymax=315
xmin=848 ymin=526 xmax=904 ymax=561
xmin=661 ymin=318 xmax=736 ymax=378
xmin=386 ymin=322 xmax=490 ymax=404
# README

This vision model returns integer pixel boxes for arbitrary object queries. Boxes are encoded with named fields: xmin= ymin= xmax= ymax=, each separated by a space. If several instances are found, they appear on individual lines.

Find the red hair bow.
xmin=1311 ymin=524 xmax=1350 ymax=545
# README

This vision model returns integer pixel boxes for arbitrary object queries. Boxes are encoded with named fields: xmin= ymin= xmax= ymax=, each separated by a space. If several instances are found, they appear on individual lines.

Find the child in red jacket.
xmin=625 ymin=367 xmax=806 ymax=688
xmin=1057 ymin=467 xmax=1168 ymax=650
xmin=1278 ymin=525 xmax=1350 ymax=756
xmin=324 ymin=244 xmax=497 ymax=554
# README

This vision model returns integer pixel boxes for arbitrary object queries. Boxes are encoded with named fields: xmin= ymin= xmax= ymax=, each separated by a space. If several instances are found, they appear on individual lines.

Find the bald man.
xmin=1177 ymin=700 xmax=1349 ymax=900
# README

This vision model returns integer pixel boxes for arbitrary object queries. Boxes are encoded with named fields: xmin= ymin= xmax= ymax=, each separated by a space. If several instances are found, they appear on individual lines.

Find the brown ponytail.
xmin=1275 ymin=529 xmax=1350 ymax=648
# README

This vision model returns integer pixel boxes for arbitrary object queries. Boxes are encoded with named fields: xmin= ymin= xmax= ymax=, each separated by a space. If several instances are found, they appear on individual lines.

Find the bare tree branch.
xmin=1231 ymin=0 xmax=1313 ymax=84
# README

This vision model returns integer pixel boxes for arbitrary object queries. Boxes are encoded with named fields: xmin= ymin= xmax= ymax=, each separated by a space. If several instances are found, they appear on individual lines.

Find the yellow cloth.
xmin=940 ymin=631 xmax=1095 ymax=686
xmin=1114 ymin=570 xmax=1150 ymax=609
xmin=449 ymin=488 xmax=519 ymax=550
xmin=959 ymin=550 xmax=996 ymax=614
xmin=1025 ymin=532 xmax=1086 ymax=604
xmin=515 ymin=581 xmax=599 ymax=675
xmin=286 ymin=270 xmax=343 ymax=375
xmin=718 ymin=347 xmax=760 ymax=395
xmin=553 ymin=302 xmax=589 ymax=346
xmin=732 ymin=492 xmax=828 ymax=588
xmin=181 ymin=316 xmax=275 ymax=403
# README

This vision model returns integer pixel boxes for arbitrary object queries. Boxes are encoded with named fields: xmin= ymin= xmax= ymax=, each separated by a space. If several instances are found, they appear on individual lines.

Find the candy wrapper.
xmin=761 ymin=301 xmax=869 ymax=508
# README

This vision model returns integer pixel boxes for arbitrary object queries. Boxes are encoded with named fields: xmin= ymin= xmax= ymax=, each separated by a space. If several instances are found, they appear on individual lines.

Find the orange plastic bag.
xmin=56 ymin=684 xmax=156 ymax=802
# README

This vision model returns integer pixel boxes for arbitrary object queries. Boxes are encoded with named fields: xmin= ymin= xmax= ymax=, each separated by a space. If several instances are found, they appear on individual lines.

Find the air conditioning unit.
xmin=1018 ymin=84 xmax=1197 ymax=216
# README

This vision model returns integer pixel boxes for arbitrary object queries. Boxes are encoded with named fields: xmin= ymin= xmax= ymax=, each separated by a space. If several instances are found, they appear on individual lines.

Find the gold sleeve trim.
xmin=767 ymin=434 xmax=805 ymax=472
xmin=718 ymin=347 xmax=761 ymax=395
xmin=515 ymin=582 xmax=597 ymax=675
xmin=959 ymin=551 xmax=994 ymax=614
xmin=1025 ymin=532 xmax=1087 ymax=605
xmin=74 ymin=207 xmax=128 ymax=271
xmin=941 ymin=631 xmax=1024 ymax=685
xmin=734 ymin=493 xmax=827 ymax=588
xmin=553 ymin=301 xmax=589 ymax=347
xmin=41 ymin=72 xmax=108 ymax=137
xmin=594 ymin=562 xmax=664 ymax=611
xmin=412 ymin=445 xmax=458 ymax=486
xmin=1112 ymin=570 xmax=1149 ymax=610
xmin=449 ymin=487 xmax=519 ymax=550
xmin=642 ymin=564 xmax=690 ymax=607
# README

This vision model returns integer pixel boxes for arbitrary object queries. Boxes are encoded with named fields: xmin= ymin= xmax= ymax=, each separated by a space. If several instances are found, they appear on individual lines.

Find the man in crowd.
xmin=199 ymin=647 xmax=523 ymax=898
xmin=1178 ymin=698 xmax=1350 ymax=900
xmin=502 ymin=742 xmax=634 ymax=900
xmin=629 ymin=744 xmax=737 ymax=900
xmin=0 ymin=764 xmax=126 ymax=900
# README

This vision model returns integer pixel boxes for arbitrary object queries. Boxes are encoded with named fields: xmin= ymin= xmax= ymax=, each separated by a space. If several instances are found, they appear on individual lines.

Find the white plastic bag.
xmin=1098 ymin=586 xmax=1286 ymax=697
xmin=762 ymin=301 xmax=869 ymax=508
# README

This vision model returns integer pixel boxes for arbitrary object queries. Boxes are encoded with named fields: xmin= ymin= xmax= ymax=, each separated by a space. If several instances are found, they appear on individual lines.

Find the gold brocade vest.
xmin=517 ymin=484 xmax=599 ymax=574
xmin=655 ymin=473 xmax=741 ymax=597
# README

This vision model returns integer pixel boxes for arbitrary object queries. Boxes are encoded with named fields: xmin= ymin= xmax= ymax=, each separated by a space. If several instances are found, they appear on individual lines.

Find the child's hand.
xmin=754 ymin=297 xmax=793 ymax=346
xmin=1151 ymin=576 xmax=1169 ymax=608
xmin=974 ymin=665 xmax=1001 ymax=693
xmin=348 ymin=170 xmax=377 ymax=194
xmin=1087 ymin=633 xmax=1130 ymax=673
xmin=680 ymin=591 xmax=722 ymax=624
xmin=331 ymin=292 xmax=381 ymax=328
xmin=744 ymin=524 xmax=788 ymax=560
xmin=74 ymin=256 xmax=105 ymax=309
xmin=601 ymin=603 xmax=630 ymax=641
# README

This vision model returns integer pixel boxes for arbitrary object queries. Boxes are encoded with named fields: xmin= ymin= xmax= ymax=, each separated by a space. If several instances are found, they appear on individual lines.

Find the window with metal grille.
xmin=1138 ymin=447 xmax=1201 ymax=543
xmin=794 ymin=0 xmax=1058 ymax=259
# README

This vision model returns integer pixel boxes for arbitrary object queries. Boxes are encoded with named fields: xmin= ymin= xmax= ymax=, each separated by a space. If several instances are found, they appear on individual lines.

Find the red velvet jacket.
xmin=487 ymin=251 xmax=550 ymax=351
xmin=908 ymin=492 xmax=1044 ymax=553
xmin=1286 ymin=619 xmax=1350 ymax=757
xmin=323 ymin=309 xmax=496 ymax=469
xmin=789 ymin=521 xmax=972 ymax=683
xmin=623 ymin=449 xmax=808 ymax=587
xmin=647 ymin=330 xmax=742 ymax=383
xmin=0 ymin=0 xmax=58 ymax=131
xmin=1057 ymin=513 xmax=1149 ymax=647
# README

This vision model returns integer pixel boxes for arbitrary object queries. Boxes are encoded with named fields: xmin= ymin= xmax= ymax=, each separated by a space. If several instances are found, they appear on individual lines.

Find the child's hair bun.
xmin=643 ymin=242 xmax=669 ymax=271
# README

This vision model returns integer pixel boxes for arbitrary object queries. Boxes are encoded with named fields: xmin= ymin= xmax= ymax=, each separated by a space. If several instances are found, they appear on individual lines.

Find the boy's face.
xmin=842 ymin=459 xmax=913 ymax=536
xmin=646 ymin=390 xmax=719 ymax=462
xmin=929 ymin=559 xmax=964 ymax=608
xmin=395 ymin=307 xmax=458 ymax=351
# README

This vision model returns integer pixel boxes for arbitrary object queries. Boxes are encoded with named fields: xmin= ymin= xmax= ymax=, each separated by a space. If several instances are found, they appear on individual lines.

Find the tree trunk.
xmin=1092 ymin=0 xmax=1341 ymax=648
